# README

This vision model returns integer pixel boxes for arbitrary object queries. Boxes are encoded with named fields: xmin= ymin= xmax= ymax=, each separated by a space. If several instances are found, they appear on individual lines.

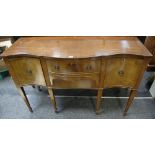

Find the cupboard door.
xmin=103 ymin=57 xmax=144 ymax=88
xmin=9 ymin=57 xmax=46 ymax=86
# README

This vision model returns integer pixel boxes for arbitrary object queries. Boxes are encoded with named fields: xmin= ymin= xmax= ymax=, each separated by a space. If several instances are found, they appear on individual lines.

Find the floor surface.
xmin=0 ymin=72 xmax=155 ymax=119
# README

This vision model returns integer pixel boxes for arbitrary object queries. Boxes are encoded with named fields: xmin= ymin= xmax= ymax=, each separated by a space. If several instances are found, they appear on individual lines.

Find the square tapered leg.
xmin=17 ymin=86 xmax=33 ymax=112
xmin=96 ymin=89 xmax=103 ymax=114
xmin=48 ymin=88 xmax=58 ymax=112
xmin=124 ymin=89 xmax=137 ymax=116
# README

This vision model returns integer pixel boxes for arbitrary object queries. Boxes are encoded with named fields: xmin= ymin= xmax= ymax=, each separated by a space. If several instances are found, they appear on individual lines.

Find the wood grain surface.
xmin=1 ymin=37 xmax=152 ymax=58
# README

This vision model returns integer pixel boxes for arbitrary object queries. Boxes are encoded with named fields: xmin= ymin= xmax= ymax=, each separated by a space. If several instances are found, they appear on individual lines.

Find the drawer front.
xmin=46 ymin=58 xmax=101 ymax=74
xmin=103 ymin=57 xmax=144 ymax=88
xmin=49 ymin=73 xmax=100 ymax=88
xmin=9 ymin=57 xmax=46 ymax=86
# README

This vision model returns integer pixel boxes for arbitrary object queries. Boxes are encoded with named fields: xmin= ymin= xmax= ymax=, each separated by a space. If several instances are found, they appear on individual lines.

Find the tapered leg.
xmin=47 ymin=88 xmax=58 ymax=112
xmin=96 ymin=89 xmax=103 ymax=114
xmin=124 ymin=89 xmax=137 ymax=116
xmin=17 ymin=86 xmax=33 ymax=112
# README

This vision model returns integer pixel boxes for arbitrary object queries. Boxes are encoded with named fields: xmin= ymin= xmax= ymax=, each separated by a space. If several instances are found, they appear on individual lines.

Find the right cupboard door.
xmin=103 ymin=57 xmax=144 ymax=88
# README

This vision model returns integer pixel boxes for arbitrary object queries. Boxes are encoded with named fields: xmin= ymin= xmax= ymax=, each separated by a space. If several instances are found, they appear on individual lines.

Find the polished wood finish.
xmin=2 ymin=37 xmax=152 ymax=58
xmin=49 ymin=73 xmax=100 ymax=89
xmin=8 ymin=57 xmax=46 ymax=86
xmin=1 ymin=37 xmax=152 ymax=114
xmin=103 ymin=57 xmax=143 ymax=88
xmin=46 ymin=58 xmax=100 ymax=73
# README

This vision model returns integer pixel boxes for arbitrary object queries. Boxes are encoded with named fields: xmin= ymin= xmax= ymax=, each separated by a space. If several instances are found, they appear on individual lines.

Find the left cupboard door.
xmin=8 ymin=57 xmax=46 ymax=86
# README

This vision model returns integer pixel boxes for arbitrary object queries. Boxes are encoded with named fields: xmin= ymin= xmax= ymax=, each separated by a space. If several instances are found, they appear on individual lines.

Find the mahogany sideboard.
xmin=0 ymin=37 xmax=152 ymax=115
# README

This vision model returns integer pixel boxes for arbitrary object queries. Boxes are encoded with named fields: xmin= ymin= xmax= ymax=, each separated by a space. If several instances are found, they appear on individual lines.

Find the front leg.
xmin=96 ymin=89 xmax=103 ymax=114
xmin=123 ymin=89 xmax=137 ymax=116
xmin=17 ymin=86 xmax=33 ymax=112
xmin=47 ymin=88 xmax=58 ymax=113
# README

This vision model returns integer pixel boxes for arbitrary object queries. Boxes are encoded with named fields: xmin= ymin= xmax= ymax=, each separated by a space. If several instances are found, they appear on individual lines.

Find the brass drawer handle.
xmin=118 ymin=70 xmax=124 ymax=76
xmin=26 ymin=69 xmax=32 ymax=75
xmin=54 ymin=65 xmax=60 ymax=70
xmin=86 ymin=65 xmax=92 ymax=70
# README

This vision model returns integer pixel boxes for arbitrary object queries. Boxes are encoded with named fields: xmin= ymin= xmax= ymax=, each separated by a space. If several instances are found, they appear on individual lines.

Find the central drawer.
xmin=49 ymin=73 xmax=100 ymax=89
xmin=46 ymin=58 xmax=101 ymax=74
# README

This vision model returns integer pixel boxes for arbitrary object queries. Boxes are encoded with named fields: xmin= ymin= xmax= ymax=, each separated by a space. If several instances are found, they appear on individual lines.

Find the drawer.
xmin=103 ymin=57 xmax=144 ymax=88
xmin=49 ymin=73 xmax=100 ymax=88
xmin=9 ymin=57 xmax=46 ymax=86
xmin=46 ymin=58 xmax=101 ymax=74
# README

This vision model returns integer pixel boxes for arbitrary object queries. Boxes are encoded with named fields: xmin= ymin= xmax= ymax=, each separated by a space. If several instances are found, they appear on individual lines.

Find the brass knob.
xmin=54 ymin=65 xmax=60 ymax=70
xmin=26 ymin=69 xmax=32 ymax=75
xmin=118 ymin=70 xmax=124 ymax=76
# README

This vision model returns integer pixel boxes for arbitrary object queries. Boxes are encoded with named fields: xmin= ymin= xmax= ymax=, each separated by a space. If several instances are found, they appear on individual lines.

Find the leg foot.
xmin=38 ymin=86 xmax=42 ymax=91
xmin=123 ymin=112 xmax=127 ymax=116
xmin=96 ymin=89 xmax=103 ymax=114
xmin=55 ymin=110 xmax=59 ymax=113
xmin=96 ymin=109 xmax=103 ymax=115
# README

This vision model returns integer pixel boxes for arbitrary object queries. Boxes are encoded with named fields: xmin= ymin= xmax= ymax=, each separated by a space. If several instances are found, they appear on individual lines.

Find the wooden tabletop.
xmin=1 ymin=37 xmax=152 ymax=58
